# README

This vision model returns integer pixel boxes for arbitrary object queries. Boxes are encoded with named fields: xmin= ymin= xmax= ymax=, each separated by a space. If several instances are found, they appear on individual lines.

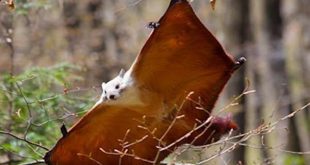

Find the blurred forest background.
xmin=0 ymin=0 xmax=309 ymax=164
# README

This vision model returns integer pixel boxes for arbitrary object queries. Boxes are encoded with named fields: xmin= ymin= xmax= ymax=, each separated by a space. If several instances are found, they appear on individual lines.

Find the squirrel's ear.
xmin=101 ymin=82 xmax=106 ymax=88
xmin=119 ymin=69 xmax=125 ymax=78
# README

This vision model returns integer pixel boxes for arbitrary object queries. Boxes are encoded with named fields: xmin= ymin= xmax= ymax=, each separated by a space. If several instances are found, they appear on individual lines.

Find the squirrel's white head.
xmin=101 ymin=69 xmax=125 ymax=100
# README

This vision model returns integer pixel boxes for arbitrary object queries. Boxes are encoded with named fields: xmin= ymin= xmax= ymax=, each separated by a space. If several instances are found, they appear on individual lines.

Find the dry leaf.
xmin=210 ymin=0 xmax=216 ymax=10
xmin=16 ymin=108 xmax=22 ymax=118
xmin=7 ymin=0 xmax=15 ymax=9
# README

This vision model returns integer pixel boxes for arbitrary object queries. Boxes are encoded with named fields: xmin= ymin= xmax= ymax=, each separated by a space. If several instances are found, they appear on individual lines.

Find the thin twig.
xmin=0 ymin=131 xmax=49 ymax=151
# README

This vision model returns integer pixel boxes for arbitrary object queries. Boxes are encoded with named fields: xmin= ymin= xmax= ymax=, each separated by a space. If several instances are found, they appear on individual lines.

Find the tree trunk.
xmin=282 ymin=0 xmax=310 ymax=163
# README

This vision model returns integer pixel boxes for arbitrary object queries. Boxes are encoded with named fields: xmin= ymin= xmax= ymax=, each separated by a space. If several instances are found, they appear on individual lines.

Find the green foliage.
xmin=0 ymin=63 xmax=95 ymax=164
xmin=284 ymin=154 xmax=305 ymax=165
xmin=15 ymin=0 xmax=52 ymax=15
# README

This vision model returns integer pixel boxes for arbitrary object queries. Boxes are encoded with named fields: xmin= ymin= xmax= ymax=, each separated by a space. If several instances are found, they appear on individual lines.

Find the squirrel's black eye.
xmin=104 ymin=90 xmax=107 ymax=94
xmin=115 ymin=84 xmax=120 ymax=89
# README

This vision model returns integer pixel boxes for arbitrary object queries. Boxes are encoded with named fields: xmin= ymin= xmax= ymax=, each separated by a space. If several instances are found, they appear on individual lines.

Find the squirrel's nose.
xmin=109 ymin=95 xmax=115 ymax=100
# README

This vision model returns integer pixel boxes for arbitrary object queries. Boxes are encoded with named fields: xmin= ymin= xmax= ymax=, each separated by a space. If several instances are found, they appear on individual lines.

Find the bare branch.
xmin=0 ymin=131 xmax=49 ymax=151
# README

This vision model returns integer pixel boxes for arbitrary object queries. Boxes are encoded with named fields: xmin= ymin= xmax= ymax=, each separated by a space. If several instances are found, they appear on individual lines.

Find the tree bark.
xmin=282 ymin=0 xmax=310 ymax=163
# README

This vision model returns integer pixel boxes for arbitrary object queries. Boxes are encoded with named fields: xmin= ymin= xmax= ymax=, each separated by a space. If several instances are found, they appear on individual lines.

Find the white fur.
xmin=96 ymin=68 xmax=143 ymax=106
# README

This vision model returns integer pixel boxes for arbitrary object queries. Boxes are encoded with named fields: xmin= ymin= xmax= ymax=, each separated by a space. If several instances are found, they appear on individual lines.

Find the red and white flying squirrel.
xmin=45 ymin=0 xmax=245 ymax=164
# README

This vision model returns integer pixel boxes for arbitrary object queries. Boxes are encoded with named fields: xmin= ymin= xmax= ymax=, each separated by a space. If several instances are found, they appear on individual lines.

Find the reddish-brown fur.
xmin=45 ymin=1 xmax=239 ymax=164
